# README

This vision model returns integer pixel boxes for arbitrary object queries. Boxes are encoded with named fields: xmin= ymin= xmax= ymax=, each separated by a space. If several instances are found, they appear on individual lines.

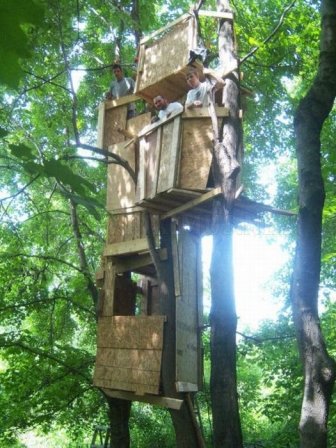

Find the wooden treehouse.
xmin=93 ymin=11 xmax=289 ymax=411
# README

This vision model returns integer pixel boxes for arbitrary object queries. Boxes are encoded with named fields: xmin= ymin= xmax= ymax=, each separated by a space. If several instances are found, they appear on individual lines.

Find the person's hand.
xmin=193 ymin=100 xmax=202 ymax=107
xmin=105 ymin=91 xmax=113 ymax=100
xmin=151 ymin=116 xmax=160 ymax=124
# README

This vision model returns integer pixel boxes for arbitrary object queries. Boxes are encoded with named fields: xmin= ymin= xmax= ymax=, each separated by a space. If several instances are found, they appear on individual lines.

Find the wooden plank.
xmin=179 ymin=116 xmax=214 ymax=189
xmin=96 ymin=102 xmax=105 ymax=148
xmin=157 ymin=117 xmax=181 ymax=194
xmin=175 ymin=382 xmax=198 ymax=392
xmin=161 ymin=187 xmax=221 ymax=219
xmin=139 ymin=13 xmax=192 ymax=45
xmin=198 ymin=10 xmax=234 ymax=20
xmin=171 ymin=221 xmax=181 ymax=297
xmin=175 ymin=229 xmax=200 ymax=388
xmin=96 ymin=316 xmax=166 ymax=349
xmin=106 ymin=140 xmax=136 ymax=211
xmin=103 ymin=105 xmax=127 ymax=149
xmin=105 ymin=94 xmax=140 ymax=110
xmin=182 ymin=106 xmax=229 ymax=118
xmin=101 ymin=388 xmax=183 ymax=410
xmin=137 ymin=108 xmax=183 ymax=138
xmin=152 ymin=126 xmax=162 ymax=198
xmin=104 ymin=238 xmax=149 ymax=257
xmin=136 ymin=138 xmax=147 ymax=202
xmin=107 ymin=212 xmax=144 ymax=244
xmin=102 ymin=262 xmax=116 ymax=316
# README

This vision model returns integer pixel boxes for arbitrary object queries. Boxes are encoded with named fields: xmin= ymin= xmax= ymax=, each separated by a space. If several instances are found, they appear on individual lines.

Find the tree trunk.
xmin=208 ymin=1 xmax=243 ymax=447
xmin=291 ymin=1 xmax=336 ymax=447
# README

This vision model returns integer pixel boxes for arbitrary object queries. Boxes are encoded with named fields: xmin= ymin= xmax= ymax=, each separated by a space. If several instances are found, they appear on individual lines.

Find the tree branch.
xmin=240 ymin=0 xmax=297 ymax=65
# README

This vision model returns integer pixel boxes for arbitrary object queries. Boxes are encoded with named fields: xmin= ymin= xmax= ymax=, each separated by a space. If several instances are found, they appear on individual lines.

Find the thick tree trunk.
xmin=291 ymin=1 xmax=336 ymax=447
xmin=208 ymin=1 xmax=243 ymax=447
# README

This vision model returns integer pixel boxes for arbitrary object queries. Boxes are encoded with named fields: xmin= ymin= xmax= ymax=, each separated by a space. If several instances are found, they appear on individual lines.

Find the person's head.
xmin=153 ymin=95 xmax=168 ymax=111
xmin=112 ymin=63 xmax=123 ymax=81
xmin=186 ymin=68 xmax=201 ymax=89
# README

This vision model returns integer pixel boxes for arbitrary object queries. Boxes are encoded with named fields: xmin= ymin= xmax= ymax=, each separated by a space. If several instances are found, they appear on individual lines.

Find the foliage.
xmin=0 ymin=0 xmax=335 ymax=446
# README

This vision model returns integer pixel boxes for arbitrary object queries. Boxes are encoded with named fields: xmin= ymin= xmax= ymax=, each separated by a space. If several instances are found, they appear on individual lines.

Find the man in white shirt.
xmin=152 ymin=95 xmax=183 ymax=122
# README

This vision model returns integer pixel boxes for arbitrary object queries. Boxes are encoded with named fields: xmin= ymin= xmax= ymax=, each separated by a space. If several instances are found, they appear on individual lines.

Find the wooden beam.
xmin=161 ymin=187 xmax=222 ymax=219
xmin=105 ymin=94 xmax=141 ymax=110
xmin=140 ymin=13 xmax=192 ymax=45
xmin=101 ymin=388 xmax=183 ymax=410
xmin=182 ymin=106 xmax=229 ymax=118
xmin=175 ymin=381 xmax=199 ymax=392
xmin=137 ymin=108 xmax=183 ymax=139
xmin=112 ymin=249 xmax=167 ymax=273
xmin=198 ymin=10 xmax=234 ymax=20
xmin=103 ymin=238 xmax=149 ymax=257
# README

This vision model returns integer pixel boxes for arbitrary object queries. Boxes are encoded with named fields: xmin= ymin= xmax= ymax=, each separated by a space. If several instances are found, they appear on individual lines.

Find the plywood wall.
xmin=135 ymin=17 xmax=197 ymax=102
xmin=93 ymin=316 xmax=165 ymax=395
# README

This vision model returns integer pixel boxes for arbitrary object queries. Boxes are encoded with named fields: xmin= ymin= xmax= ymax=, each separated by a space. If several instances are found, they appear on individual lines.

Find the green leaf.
xmin=9 ymin=144 xmax=35 ymax=161
xmin=43 ymin=159 xmax=96 ymax=195
xmin=0 ymin=127 xmax=8 ymax=138
xmin=0 ymin=0 xmax=44 ymax=88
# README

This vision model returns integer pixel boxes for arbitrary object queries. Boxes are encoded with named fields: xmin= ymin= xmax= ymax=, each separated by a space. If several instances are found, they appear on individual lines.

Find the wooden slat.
xmin=175 ymin=381 xmax=198 ymax=392
xmin=102 ymin=262 xmax=116 ymax=316
xmin=139 ymin=13 xmax=192 ymax=45
xmin=198 ymin=10 xmax=234 ymax=20
xmin=96 ymin=102 xmax=105 ymax=148
xmin=105 ymin=94 xmax=140 ymax=110
xmin=161 ymin=187 xmax=221 ymax=219
xmin=101 ymin=388 xmax=183 ymax=410
xmin=175 ymin=229 xmax=200 ymax=388
xmin=182 ymin=106 xmax=229 ymax=118
xmin=104 ymin=238 xmax=149 ymax=257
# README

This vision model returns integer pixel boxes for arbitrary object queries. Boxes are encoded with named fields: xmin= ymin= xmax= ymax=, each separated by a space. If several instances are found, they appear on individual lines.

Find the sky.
xmin=202 ymin=228 xmax=292 ymax=331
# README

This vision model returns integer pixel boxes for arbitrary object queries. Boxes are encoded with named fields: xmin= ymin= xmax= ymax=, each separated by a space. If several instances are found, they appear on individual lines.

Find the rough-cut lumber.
xmin=182 ymin=106 xmax=229 ymax=118
xmin=198 ymin=10 xmax=234 ymax=20
xmin=161 ymin=187 xmax=222 ymax=219
xmin=175 ymin=228 xmax=201 ymax=389
xmin=175 ymin=381 xmax=199 ymax=392
xmin=105 ymin=94 xmax=140 ymax=110
xmin=103 ymin=238 xmax=149 ymax=257
xmin=101 ymin=388 xmax=183 ymax=410
xmin=139 ymin=13 xmax=192 ymax=45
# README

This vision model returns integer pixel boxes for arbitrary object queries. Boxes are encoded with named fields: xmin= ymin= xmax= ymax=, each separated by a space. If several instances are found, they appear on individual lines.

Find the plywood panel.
xmin=107 ymin=212 xmax=144 ymax=244
xmin=97 ymin=316 xmax=165 ymax=349
xmin=103 ymin=105 xmax=127 ymax=149
xmin=137 ymin=18 xmax=195 ymax=92
xmin=107 ymin=140 xmax=136 ymax=211
xmin=179 ymin=118 xmax=213 ymax=189
xmin=94 ymin=315 xmax=165 ymax=395
xmin=157 ymin=117 xmax=181 ymax=194
xmin=175 ymin=228 xmax=201 ymax=389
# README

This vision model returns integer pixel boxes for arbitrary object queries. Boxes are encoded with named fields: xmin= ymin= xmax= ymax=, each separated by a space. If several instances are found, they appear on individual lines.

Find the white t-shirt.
xmin=158 ymin=102 xmax=183 ymax=120
xmin=186 ymin=82 xmax=209 ymax=107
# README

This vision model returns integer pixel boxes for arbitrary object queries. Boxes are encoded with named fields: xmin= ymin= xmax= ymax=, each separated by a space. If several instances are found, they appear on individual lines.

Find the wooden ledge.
xmin=104 ymin=94 xmax=141 ymax=110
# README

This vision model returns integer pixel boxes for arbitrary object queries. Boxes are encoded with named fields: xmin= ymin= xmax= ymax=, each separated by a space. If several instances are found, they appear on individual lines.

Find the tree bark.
xmin=208 ymin=1 xmax=243 ymax=447
xmin=291 ymin=1 xmax=336 ymax=447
